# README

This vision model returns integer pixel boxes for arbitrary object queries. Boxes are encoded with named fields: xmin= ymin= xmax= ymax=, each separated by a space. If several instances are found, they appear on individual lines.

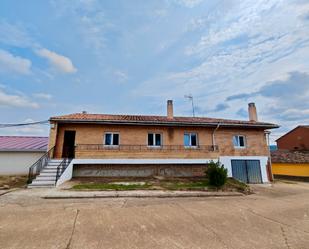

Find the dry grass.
xmin=0 ymin=175 xmax=28 ymax=189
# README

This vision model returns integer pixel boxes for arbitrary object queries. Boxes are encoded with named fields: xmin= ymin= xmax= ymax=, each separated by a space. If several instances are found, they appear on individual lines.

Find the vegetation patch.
xmin=71 ymin=177 xmax=248 ymax=193
xmin=0 ymin=175 xmax=28 ymax=189
xmin=72 ymin=182 xmax=153 ymax=191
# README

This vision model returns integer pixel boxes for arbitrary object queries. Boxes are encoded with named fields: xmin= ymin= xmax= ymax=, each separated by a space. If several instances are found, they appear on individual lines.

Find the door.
xmin=62 ymin=130 xmax=76 ymax=158
xmin=231 ymin=160 xmax=262 ymax=183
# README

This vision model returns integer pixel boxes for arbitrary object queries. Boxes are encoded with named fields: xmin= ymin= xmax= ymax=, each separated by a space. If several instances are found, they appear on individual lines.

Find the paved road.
xmin=0 ymin=181 xmax=309 ymax=249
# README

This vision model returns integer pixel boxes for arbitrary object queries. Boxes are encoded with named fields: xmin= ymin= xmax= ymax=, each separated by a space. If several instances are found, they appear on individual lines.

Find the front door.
xmin=62 ymin=130 xmax=76 ymax=158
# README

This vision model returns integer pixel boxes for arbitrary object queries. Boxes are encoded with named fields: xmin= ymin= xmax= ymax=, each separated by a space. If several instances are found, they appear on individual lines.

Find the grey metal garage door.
xmin=231 ymin=160 xmax=262 ymax=183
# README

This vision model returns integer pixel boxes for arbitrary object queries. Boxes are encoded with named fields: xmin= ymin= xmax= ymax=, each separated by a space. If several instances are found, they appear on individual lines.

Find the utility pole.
xmin=184 ymin=94 xmax=195 ymax=117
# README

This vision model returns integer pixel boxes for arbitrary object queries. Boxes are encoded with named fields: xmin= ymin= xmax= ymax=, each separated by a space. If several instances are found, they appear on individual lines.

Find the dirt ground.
xmin=0 ymin=180 xmax=309 ymax=249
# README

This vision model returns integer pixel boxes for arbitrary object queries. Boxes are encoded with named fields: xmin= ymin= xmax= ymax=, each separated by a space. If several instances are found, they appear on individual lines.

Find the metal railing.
xmin=27 ymin=147 xmax=54 ymax=184
xmin=55 ymin=158 xmax=72 ymax=185
xmin=76 ymin=144 xmax=219 ymax=151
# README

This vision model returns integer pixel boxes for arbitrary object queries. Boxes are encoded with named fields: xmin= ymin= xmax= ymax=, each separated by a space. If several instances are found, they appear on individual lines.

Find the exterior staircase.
xmin=28 ymin=159 xmax=63 ymax=188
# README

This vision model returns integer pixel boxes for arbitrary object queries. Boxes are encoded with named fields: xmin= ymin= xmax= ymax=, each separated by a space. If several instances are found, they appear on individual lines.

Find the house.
xmin=28 ymin=101 xmax=278 ymax=187
xmin=276 ymin=126 xmax=309 ymax=150
xmin=0 ymin=136 xmax=48 ymax=175
xmin=271 ymin=150 xmax=309 ymax=178
xmin=271 ymin=126 xmax=309 ymax=179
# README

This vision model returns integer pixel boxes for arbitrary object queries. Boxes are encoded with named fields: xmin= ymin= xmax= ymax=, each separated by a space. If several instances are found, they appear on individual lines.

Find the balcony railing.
xmin=76 ymin=144 xmax=218 ymax=152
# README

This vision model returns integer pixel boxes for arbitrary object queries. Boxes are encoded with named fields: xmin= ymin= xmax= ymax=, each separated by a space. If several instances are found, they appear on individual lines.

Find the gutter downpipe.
xmin=265 ymin=130 xmax=274 ymax=182
xmin=212 ymin=123 xmax=220 ymax=151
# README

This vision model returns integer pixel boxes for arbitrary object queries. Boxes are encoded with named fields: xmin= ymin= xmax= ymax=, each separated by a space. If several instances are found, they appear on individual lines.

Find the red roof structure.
xmin=271 ymin=150 xmax=309 ymax=164
xmin=50 ymin=113 xmax=278 ymax=129
xmin=0 ymin=136 xmax=48 ymax=152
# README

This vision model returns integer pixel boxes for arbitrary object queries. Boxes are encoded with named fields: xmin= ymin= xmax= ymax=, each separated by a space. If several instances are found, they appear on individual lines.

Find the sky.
xmin=0 ymin=0 xmax=308 ymax=144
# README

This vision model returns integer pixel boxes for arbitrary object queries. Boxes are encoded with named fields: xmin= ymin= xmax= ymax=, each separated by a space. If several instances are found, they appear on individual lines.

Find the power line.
xmin=0 ymin=120 xmax=49 ymax=128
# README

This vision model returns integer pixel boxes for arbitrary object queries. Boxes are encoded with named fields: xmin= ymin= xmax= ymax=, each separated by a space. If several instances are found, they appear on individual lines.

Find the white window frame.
xmin=104 ymin=132 xmax=120 ymax=147
xmin=147 ymin=133 xmax=163 ymax=147
xmin=184 ymin=132 xmax=198 ymax=148
xmin=233 ymin=135 xmax=246 ymax=149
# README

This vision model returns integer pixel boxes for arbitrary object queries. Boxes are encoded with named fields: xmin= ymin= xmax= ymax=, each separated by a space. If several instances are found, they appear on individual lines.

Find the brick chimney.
xmin=167 ymin=100 xmax=173 ymax=119
xmin=248 ymin=102 xmax=258 ymax=122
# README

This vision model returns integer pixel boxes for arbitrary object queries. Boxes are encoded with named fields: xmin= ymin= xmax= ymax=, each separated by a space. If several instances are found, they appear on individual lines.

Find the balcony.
xmin=74 ymin=144 xmax=219 ymax=159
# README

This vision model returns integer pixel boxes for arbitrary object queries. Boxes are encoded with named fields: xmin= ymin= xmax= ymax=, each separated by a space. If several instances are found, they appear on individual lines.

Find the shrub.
xmin=206 ymin=161 xmax=227 ymax=187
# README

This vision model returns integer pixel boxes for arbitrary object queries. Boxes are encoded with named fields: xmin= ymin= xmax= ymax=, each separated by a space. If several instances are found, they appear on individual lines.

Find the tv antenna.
xmin=184 ymin=94 xmax=195 ymax=117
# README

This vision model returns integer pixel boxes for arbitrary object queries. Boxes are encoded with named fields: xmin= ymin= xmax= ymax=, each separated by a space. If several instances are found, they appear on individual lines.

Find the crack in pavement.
xmin=174 ymin=203 xmax=232 ymax=249
xmin=66 ymin=209 xmax=80 ymax=249
xmin=280 ymin=226 xmax=291 ymax=249
xmin=245 ymin=208 xmax=309 ymax=235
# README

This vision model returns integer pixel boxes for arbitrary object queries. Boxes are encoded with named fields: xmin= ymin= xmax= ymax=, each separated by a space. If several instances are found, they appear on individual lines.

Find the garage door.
xmin=231 ymin=160 xmax=262 ymax=183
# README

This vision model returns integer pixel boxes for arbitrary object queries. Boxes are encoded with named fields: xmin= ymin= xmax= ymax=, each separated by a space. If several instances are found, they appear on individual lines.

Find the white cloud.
xmin=0 ymin=89 xmax=39 ymax=108
xmin=33 ymin=93 xmax=53 ymax=100
xmin=0 ymin=20 xmax=34 ymax=48
xmin=0 ymin=49 xmax=31 ymax=74
xmin=173 ymin=0 xmax=204 ymax=8
xmin=36 ymin=48 xmax=77 ymax=73
xmin=50 ymin=0 xmax=109 ymax=53
xmin=113 ymin=70 xmax=128 ymax=83
xmin=0 ymin=118 xmax=48 ymax=136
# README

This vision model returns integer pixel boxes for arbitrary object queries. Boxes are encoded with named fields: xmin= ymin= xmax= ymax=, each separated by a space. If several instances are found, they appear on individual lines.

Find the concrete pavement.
xmin=0 ymin=181 xmax=309 ymax=248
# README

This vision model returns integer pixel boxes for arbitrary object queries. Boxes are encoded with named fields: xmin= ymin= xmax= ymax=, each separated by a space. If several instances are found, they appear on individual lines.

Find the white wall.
xmin=219 ymin=156 xmax=269 ymax=183
xmin=0 ymin=151 xmax=45 ymax=175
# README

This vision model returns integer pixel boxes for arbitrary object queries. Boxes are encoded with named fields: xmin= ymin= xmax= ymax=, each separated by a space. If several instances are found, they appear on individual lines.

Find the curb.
xmin=42 ymin=192 xmax=244 ymax=199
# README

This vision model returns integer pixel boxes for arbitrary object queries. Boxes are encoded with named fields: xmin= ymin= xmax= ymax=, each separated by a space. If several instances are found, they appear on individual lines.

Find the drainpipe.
xmin=212 ymin=123 xmax=220 ymax=151
xmin=265 ymin=130 xmax=274 ymax=182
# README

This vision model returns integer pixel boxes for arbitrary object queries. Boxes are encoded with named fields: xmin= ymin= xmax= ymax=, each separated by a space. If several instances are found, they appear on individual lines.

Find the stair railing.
xmin=27 ymin=146 xmax=55 ymax=184
xmin=55 ymin=158 xmax=72 ymax=185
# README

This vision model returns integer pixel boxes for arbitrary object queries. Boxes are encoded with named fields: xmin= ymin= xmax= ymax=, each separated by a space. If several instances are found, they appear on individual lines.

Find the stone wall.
xmin=72 ymin=164 xmax=208 ymax=177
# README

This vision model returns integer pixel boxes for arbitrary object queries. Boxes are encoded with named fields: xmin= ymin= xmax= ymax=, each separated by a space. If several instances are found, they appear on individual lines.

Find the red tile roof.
xmin=0 ymin=136 xmax=48 ymax=151
xmin=271 ymin=150 xmax=309 ymax=164
xmin=50 ymin=113 xmax=278 ymax=129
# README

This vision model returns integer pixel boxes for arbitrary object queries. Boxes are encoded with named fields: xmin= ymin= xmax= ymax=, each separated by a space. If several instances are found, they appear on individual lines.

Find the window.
xmin=184 ymin=133 xmax=198 ymax=147
xmin=148 ymin=133 xmax=162 ymax=146
xmin=104 ymin=133 xmax=119 ymax=146
xmin=233 ymin=135 xmax=246 ymax=148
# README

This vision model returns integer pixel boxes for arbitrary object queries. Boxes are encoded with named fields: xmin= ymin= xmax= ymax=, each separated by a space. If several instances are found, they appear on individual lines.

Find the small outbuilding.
xmin=271 ymin=150 xmax=309 ymax=178
xmin=0 ymin=136 xmax=48 ymax=175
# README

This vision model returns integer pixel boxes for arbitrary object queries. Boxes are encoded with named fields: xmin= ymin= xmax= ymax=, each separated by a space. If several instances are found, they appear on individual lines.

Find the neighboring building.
xmin=29 ymin=101 xmax=279 ymax=187
xmin=271 ymin=150 xmax=309 ymax=178
xmin=0 ymin=136 xmax=48 ymax=175
xmin=276 ymin=126 xmax=309 ymax=150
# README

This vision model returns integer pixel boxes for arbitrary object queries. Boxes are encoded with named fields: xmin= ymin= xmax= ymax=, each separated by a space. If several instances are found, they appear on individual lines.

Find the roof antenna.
xmin=184 ymin=94 xmax=195 ymax=117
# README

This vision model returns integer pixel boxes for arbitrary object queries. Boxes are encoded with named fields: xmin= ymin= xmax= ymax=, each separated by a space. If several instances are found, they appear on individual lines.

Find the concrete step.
xmin=41 ymin=169 xmax=58 ymax=173
xmin=31 ymin=180 xmax=55 ymax=185
xmin=45 ymin=166 xmax=60 ymax=169
xmin=35 ymin=176 xmax=57 ymax=181
xmin=39 ymin=172 xmax=57 ymax=176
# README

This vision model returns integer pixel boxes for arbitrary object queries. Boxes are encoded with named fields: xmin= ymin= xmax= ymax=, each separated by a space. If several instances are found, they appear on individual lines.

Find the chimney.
xmin=248 ymin=102 xmax=258 ymax=122
xmin=167 ymin=100 xmax=174 ymax=119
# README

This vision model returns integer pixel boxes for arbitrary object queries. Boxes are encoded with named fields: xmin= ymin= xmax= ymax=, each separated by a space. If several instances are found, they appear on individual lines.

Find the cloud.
xmin=0 ymin=89 xmax=39 ymax=108
xmin=35 ymin=48 xmax=77 ymax=73
xmin=227 ymin=71 xmax=309 ymax=123
xmin=0 ymin=49 xmax=31 ymax=74
xmin=50 ymin=0 xmax=109 ymax=52
xmin=0 ymin=20 xmax=34 ymax=48
xmin=227 ymin=71 xmax=309 ymax=103
xmin=173 ymin=0 xmax=204 ymax=8
xmin=33 ymin=93 xmax=53 ymax=100
xmin=113 ymin=70 xmax=128 ymax=83
xmin=0 ymin=118 xmax=48 ymax=136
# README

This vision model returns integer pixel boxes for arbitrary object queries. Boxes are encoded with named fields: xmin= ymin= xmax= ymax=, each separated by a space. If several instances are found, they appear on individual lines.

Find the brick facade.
xmin=50 ymin=123 xmax=269 ymax=159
